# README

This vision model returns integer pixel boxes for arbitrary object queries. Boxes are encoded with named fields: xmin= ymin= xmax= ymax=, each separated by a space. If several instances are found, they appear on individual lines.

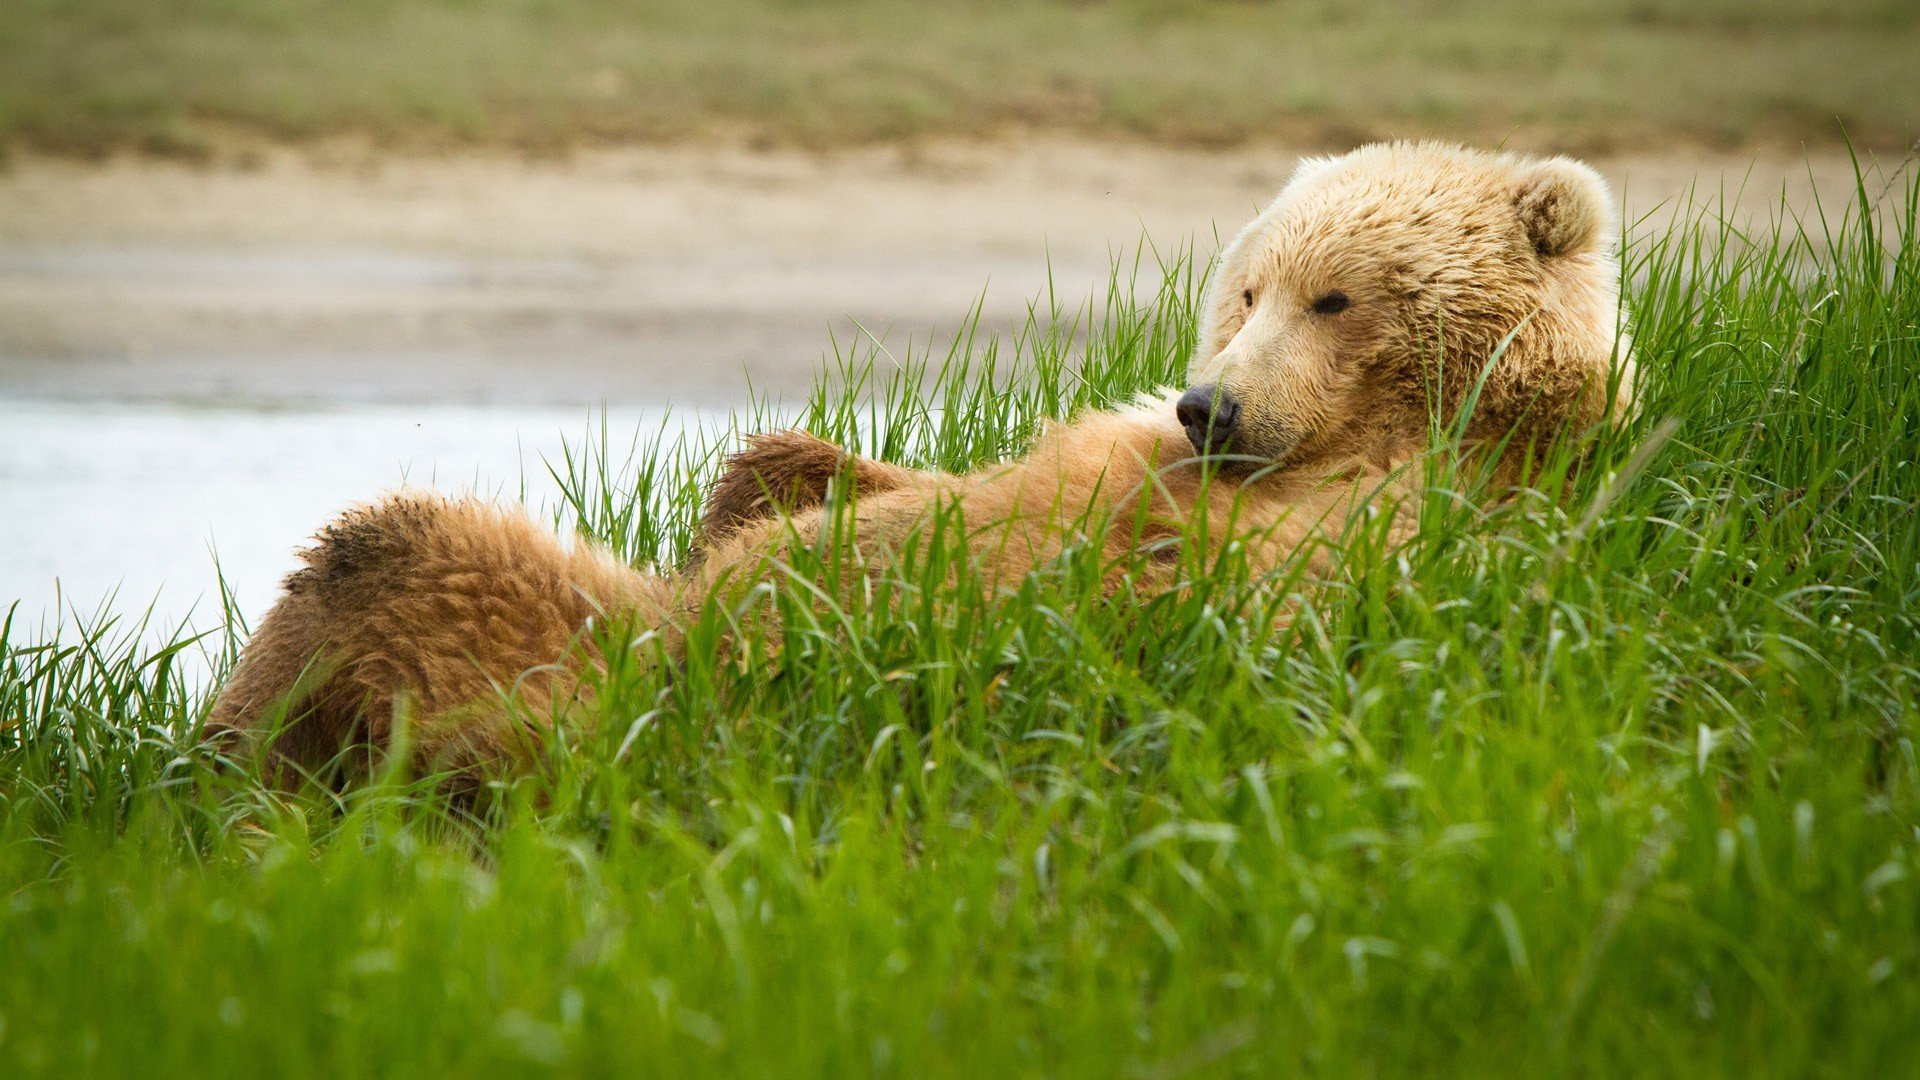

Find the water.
xmin=0 ymin=399 xmax=723 ymax=644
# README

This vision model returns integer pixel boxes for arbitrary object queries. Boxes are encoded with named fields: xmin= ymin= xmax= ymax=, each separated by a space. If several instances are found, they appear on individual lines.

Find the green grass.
xmin=4 ymin=164 xmax=1920 ymax=1076
xmin=2 ymin=0 xmax=1917 ymax=157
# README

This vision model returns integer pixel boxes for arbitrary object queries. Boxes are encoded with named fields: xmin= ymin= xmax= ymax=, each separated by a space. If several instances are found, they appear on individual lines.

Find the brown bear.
xmin=206 ymin=141 xmax=1634 ymax=787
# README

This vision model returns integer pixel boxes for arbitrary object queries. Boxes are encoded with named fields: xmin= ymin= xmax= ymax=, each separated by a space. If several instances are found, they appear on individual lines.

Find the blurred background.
xmin=2 ymin=0 xmax=1915 ymax=634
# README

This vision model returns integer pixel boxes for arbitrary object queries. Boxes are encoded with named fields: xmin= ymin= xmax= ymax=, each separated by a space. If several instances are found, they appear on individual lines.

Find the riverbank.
xmin=0 ymin=139 xmax=1892 ymax=407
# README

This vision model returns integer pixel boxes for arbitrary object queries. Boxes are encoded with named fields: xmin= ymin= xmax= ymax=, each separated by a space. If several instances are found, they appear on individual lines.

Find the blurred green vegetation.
xmin=1 ymin=0 xmax=1915 ymax=156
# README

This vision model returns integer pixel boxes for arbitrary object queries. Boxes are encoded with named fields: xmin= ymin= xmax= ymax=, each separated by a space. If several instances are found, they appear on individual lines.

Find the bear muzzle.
xmin=1176 ymin=384 xmax=1242 ymax=457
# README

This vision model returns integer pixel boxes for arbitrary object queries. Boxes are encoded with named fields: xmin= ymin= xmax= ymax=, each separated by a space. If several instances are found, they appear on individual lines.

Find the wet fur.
xmin=206 ymin=496 xmax=674 ymax=788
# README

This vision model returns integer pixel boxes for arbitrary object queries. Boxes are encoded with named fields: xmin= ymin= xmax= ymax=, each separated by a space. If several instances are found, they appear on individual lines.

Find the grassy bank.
xmin=3 ymin=0 xmax=1917 ymax=158
xmin=4 ymin=167 xmax=1920 ymax=1074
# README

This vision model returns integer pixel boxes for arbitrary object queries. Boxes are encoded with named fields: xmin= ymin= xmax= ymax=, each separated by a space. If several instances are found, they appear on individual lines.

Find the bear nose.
xmin=1176 ymin=384 xmax=1240 ymax=456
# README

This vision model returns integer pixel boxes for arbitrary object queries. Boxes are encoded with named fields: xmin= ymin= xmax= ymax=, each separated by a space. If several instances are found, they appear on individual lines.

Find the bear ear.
xmin=1514 ymin=156 xmax=1614 ymax=258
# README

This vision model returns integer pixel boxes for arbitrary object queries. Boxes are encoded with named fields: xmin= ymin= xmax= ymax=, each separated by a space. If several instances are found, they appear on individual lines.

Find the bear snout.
xmin=1176 ymin=384 xmax=1241 ymax=456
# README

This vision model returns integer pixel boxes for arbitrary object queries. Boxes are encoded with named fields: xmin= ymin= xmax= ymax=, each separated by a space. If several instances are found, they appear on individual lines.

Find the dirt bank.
xmin=0 ymin=140 xmax=1897 ymax=408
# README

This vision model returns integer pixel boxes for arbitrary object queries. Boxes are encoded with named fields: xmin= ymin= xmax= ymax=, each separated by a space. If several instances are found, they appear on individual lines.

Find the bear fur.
xmin=206 ymin=141 xmax=1634 ymax=788
xmin=1184 ymin=141 xmax=1632 ymax=481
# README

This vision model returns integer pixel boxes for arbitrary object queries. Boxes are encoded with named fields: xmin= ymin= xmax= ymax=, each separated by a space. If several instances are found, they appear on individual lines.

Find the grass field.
xmin=3 ymin=0 xmax=1917 ymax=157
xmin=4 ymin=165 xmax=1920 ymax=1075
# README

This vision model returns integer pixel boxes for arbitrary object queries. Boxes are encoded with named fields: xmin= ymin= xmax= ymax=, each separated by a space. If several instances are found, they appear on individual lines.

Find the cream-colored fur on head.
xmin=1191 ymin=141 xmax=1629 ymax=473
xmin=209 ymin=142 xmax=1636 ymax=791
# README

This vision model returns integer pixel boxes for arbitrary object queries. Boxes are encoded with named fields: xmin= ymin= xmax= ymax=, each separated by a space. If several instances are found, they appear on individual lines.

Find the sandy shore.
xmin=0 ymin=140 xmax=1896 ymax=408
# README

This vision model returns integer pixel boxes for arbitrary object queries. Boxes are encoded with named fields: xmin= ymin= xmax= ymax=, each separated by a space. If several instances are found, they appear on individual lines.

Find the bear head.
xmin=1183 ymin=142 xmax=1633 ymax=473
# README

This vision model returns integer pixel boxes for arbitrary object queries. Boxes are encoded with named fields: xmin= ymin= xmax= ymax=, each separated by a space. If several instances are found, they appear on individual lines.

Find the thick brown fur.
xmin=205 ymin=495 xmax=674 ymax=788
xmin=694 ymin=429 xmax=940 ymax=552
xmin=209 ymin=142 xmax=1635 ymax=788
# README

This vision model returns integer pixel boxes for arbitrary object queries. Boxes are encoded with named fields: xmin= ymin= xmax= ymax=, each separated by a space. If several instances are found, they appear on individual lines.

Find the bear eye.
xmin=1242 ymin=289 xmax=1254 ymax=308
xmin=1310 ymin=291 xmax=1351 ymax=316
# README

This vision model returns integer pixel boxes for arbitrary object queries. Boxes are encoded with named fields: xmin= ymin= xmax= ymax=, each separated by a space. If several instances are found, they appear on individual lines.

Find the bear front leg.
xmin=694 ymin=430 xmax=943 ymax=553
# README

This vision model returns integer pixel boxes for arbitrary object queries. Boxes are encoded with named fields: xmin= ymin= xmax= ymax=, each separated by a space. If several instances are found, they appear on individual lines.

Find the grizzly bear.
xmin=206 ymin=142 xmax=1635 ymax=787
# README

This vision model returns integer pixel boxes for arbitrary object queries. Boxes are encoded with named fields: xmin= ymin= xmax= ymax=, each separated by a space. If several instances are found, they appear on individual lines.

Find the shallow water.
xmin=0 ymin=399 xmax=723 ymax=645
